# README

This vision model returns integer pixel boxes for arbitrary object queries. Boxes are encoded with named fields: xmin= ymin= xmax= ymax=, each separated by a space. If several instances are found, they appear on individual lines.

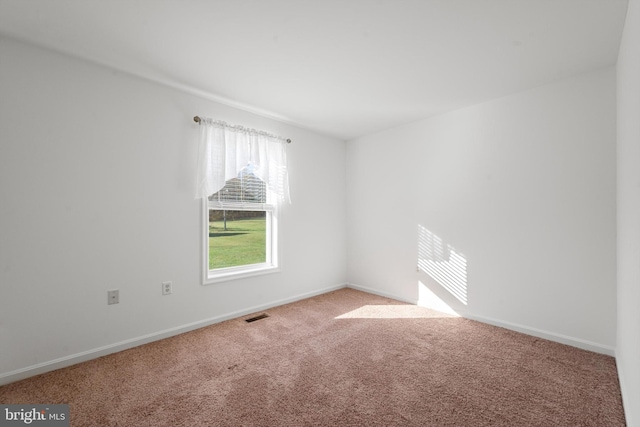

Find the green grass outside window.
xmin=208 ymin=217 xmax=267 ymax=269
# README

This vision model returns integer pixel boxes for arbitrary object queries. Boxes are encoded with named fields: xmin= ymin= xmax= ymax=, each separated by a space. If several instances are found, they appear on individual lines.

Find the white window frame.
xmin=202 ymin=194 xmax=280 ymax=285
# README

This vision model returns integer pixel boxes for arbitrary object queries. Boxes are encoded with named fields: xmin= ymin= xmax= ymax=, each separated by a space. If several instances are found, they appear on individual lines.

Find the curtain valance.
xmin=195 ymin=118 xmax=290 ymax=203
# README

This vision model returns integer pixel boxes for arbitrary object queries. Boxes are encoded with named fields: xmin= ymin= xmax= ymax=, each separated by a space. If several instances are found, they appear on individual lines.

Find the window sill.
xmin=203 ymin=264 xmax=280 ymax=285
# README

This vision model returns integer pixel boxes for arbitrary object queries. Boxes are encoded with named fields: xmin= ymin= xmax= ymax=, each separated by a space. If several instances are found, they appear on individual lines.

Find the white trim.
xmin=462 ymin=312 xmax=615 ymax=356
xmin=204 ymin=264 xmax=280 ymax=284
xmin=616 ymin=350 xmax=634 ymax=427
xmin=203 ymin=199 xmax=280 ymax=284
xmin=347 ymin=283 xmax=418 ymax=305
xmin=347 ymin=283 xmax=615 ymax=356
xmin=0 ymin=283 xmax=348 ymax=386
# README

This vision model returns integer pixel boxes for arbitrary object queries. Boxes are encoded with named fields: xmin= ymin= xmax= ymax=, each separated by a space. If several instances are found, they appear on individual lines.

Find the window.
xmin=195 ymin=118 xmax=289 ymax=285
xmin=204 ymin=165 xmax=279 ymax=282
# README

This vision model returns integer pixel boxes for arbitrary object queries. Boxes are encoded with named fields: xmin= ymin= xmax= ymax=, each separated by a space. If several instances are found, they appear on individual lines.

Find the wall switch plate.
xmin=108 ymin=289 xmax=119 ymax=305
xmin=162 ymin=281 xmax=172 ymax=295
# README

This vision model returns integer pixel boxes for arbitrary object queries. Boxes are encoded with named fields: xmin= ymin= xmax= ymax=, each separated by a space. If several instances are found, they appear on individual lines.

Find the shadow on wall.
xmin=417 ymin=225 xmax=468 ymax=314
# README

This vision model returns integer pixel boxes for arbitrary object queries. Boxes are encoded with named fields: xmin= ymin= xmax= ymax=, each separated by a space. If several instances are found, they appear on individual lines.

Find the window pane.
xmin=209 ymin=210 xmax=267 ymax=270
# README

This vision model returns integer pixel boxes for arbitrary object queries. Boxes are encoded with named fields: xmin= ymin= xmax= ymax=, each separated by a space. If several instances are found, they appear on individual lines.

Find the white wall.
xmin=617 ymin=0 xmax=640 ymax=424
xmin=347 ymin=67 xmax=617 ymax=354
xmin=0 ymin=29 xmax=627 ymax=412
xmin=0 ymin=37 xmax=347 ymax=383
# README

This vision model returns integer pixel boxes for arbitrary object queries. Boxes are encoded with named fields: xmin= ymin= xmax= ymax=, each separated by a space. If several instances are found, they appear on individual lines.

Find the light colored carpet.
xmin=0 ymin=288 xmax=626 ymax=426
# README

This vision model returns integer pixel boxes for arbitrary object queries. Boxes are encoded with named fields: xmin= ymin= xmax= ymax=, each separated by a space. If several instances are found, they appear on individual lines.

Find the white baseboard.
xmin=462 ymin=312 xmax=615 ymax=356
xmin=615 ymin=350 xmax=635 ymax=427
xmin=2 ymin=282 xmax=614 ymax=385
xmin=347 ymin=283 xmax=418 ymax=305
xmin=347 ymin=283 xmax=615 ymax=356
xmin=0 ymin=283 xmax=348 ymax=386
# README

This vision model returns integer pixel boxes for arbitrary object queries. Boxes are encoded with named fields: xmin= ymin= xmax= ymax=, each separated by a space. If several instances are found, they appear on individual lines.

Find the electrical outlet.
xmin=108 ymin=289 xmax=119 ymax=305
xmin=162 ymin=281 xmax=172 ymax=295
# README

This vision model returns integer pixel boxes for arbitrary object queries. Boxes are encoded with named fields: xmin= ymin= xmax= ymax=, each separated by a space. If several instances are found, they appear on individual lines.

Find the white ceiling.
xmin=0 ymin=0 xmax=629 ymax=140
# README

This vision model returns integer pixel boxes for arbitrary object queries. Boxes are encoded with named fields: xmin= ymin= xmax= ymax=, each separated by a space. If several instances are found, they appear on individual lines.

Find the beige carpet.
xmin=0 ymin=288 xmax=626 ymax=426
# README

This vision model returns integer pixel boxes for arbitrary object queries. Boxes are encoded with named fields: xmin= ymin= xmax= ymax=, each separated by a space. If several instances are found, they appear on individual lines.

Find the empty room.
xmin=1 ymin=0 xmax=639 ymax=426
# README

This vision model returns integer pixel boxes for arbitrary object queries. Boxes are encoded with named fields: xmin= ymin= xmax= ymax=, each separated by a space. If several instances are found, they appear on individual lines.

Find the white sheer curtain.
xmin=195 ymin=118 xmax=290 ymax=203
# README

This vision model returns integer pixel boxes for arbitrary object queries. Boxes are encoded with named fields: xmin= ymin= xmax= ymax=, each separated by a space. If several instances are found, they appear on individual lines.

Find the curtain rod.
xmin=193 ymin=116 xmax=292 ymax=144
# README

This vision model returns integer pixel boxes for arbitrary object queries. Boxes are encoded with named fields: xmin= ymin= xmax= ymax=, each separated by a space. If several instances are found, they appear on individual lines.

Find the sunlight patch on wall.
xmin=335 ymin=304 xmax=458 ymax=319
xmin=418 ymin=281 xmax=460 ymax=316
xmin=418 ymin=225 xmax=468 ymax=305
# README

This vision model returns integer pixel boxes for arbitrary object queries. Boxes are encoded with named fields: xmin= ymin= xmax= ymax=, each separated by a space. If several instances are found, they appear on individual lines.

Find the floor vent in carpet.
xmin=245 ymin=313 xmax=269 ymax=323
